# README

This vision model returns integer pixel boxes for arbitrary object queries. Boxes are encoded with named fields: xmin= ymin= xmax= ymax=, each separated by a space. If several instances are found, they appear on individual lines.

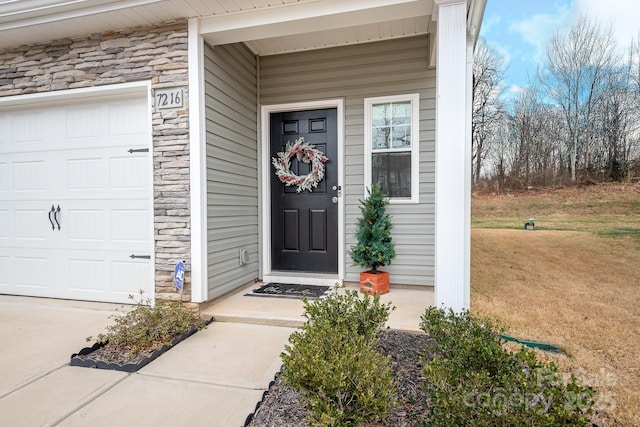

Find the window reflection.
xmin=371 ymin=102 xmax=412 ymax=149
xmin=370 ymin=100 xmax=413 ymax=198
xmin=372 ymin=152 xmax=411 ymax=198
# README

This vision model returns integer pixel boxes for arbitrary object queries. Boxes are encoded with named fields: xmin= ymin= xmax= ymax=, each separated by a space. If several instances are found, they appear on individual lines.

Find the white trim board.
xmin=363 ymin=93 xmax=420 ymax=204
xmin=260 ymin=99 xmax=345 ymax=286
xmin=188 ymin=18 xmax=207 ymax=303
xmin=0 ymin=81 xmax=150 ymax=109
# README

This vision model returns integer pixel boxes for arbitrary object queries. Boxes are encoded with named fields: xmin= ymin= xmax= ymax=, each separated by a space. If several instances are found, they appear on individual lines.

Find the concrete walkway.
xmin=0 ymin=284 xmax=432 ymax=426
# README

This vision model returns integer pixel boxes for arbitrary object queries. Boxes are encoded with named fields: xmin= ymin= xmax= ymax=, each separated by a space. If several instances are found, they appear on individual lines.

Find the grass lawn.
xmin=471 ymin=183 xmax=640 ymax=426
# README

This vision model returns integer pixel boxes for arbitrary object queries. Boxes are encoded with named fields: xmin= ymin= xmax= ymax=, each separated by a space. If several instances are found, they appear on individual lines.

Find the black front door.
xmin=270 ymin=108 xmax=338 ymax=273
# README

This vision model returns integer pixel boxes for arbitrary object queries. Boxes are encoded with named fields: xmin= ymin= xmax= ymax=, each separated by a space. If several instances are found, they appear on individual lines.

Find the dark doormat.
xmin=246 ymin=283 xmax=331 ymax=300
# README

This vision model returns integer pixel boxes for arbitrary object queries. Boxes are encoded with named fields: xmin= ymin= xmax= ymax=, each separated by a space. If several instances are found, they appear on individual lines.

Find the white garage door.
xmin=0 ymin=88 xmax=154 ymax=304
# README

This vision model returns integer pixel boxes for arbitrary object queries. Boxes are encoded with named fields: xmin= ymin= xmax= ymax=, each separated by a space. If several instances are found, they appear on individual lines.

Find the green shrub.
xmin=97 ymin=293 xmax=206 ymax=355
xmin=349 ymin=183 xmax=396 ymax=274
xmin=419 ymin=307 xmax=595 ymax=426
xmin=301 ymin=288 xmax=392 ymax=340
xmin=280 ymin=290 xmax=396 ymax=426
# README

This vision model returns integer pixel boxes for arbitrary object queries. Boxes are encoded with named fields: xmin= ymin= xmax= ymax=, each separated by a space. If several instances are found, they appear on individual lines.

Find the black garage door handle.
xmin=48 ymin=205 xmax=55 ymax=230
xmin=54 ymin=205 xmax=61 ymax=230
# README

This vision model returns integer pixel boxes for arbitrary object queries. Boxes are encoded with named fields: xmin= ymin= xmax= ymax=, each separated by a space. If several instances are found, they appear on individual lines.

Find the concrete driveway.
xmin=0 ymin=295 xmax=294 ymax=427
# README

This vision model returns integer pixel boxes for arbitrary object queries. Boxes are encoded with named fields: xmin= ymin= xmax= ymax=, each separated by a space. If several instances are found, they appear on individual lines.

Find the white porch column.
xmin=433 ymin=0 xmax=470 ymax=312
xmin=188 ymin=18 xmax=207 ymax=303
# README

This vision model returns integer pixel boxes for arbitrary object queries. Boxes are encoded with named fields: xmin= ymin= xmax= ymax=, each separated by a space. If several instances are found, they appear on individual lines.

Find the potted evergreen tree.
xmin=349 ymin=183 xmax=396 ymax=295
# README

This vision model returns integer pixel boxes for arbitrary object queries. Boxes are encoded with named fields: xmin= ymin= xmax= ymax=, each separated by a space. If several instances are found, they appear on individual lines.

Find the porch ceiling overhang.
xmin=0 ymin=0 xmax=485 ymax=63
xmin=199 ymin=0 xmax=433 ymax=56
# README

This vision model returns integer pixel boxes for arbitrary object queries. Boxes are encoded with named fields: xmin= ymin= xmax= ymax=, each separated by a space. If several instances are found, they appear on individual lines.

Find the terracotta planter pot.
xmin=359 ymin=270 xmax=390 ymax=296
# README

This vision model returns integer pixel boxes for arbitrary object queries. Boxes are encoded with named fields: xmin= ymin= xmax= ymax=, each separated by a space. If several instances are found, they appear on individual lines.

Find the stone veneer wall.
xmin=0 ymin=21 xmax=192 ymax=302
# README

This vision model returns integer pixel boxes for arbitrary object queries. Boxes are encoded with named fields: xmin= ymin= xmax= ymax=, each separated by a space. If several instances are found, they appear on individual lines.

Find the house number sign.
xmin=155 ymin=87 xmax=185 ymax=110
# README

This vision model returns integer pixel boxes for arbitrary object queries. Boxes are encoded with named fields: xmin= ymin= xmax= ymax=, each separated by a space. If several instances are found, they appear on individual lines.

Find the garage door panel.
xmin=0 ymin=89 xmax=154 ymax=304
xmin=13 ymin=160 xmax=48 ymax=193
xmin=61 ymin=148 xmax=149 ymax=199
xmin=67 ymin=209 xmax=106 ymax=242
xmin=0 ymin=161 xmax=8 ymax=192
xmin=66 ymin=251 xmax=152 ymax=302
xmin=1 ymin=95 xmax=147 ymax=154
xmin=61 ymin=199 xmax=151 ymax=250
xmin=1 ymin=247 xmax=153 ymax=304
xmin=0 ymin=209 xmax=8 ymax=239
xmin=15 ymin=256 xmax=48 ymax=288
xmin=112 ymin=208 xmax=151 ymax=244
xmin=0 ymin=114 xmax=8 ymax=143
xmin=15 ymin=208 xmax=52 ymax=240
xmin=9 ymin=110 xmax=47 ymax=144
xmin=108 ymin=100 xmax=148 ymax=136
xmin=66 ymin=157 xmax=104 ymax=190
xmin=66 ymin=105 xmax=105 ymax=140
xmin=3 ymin=247 xmax=66 ymax=288
xmin=68 ymin=258 xmax=108 ymax=292
xmin=0 ymin=155 xmax=61 ymax=200
xmin=110 ymin=155 xmax=149 ymax=190
xmin=3 ymin=202 xmax=59 ymax=248
xmin=13 ymin=251 xmax=55 ymax=289
xmin=112 ymin=260 xmax=151 ymax=296
xmin=0 ymin=254 xmax=9 ymax=288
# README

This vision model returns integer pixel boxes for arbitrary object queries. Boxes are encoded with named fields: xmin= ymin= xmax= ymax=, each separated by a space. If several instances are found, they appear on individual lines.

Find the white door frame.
xmin=260 ymin=99 xmax=345 ymax=286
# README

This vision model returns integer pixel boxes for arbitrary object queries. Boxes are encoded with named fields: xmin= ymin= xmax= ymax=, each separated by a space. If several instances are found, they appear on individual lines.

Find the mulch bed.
xmin=70 ymin=321 xmax=209 ymax=372
xmin=72 ymin=341 xmax=159 ymax=366
xmin=246 ymin=329 xmax=436 ymax=426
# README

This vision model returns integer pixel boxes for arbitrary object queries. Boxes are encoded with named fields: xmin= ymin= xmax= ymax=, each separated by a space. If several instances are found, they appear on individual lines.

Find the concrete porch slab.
xmin=201 ymin=282 xmax=307 ymax=327
xmin=202 ymin=282 xmax=434 ymax=332
xmin=140 ymin=322 xmax=295 ymax=390
xmin=374 ymin=285 xmax=434 ymax=332
xmin=58 ymin=374 xmax=263 ymax=427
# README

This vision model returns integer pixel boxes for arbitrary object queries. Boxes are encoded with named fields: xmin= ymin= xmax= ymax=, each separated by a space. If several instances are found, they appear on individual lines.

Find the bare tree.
xmin=623 ymin=35 xmax=640 ymax=175
xmin=541 ymin=15 xmax=617 ymax=182
xmin=472 ymin=39 xmax=506 ymax=184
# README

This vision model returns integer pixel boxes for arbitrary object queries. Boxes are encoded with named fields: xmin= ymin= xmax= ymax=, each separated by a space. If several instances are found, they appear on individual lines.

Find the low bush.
xmin=280 ymin=290 xmax=396 ymax=426
xmin=96 ymin=292 xmax=206 ymax=355
xmin=420 ymin=307 xmax=596 ymax=426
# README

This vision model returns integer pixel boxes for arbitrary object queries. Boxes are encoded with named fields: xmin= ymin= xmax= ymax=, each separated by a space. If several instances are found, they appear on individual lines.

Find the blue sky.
xmin=480 ymin=0 xmax=640 ymax=96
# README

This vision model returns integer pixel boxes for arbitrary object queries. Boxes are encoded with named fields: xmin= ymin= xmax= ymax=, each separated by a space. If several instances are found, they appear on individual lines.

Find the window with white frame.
xmin=364 ymin=94 xmax=420 ymax=203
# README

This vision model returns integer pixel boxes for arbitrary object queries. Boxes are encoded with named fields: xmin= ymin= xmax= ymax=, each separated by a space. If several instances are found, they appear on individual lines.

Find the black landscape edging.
xmin=244 ymin=374 xmax=278 ymax=427
xmin=70 ymin=317 xmax=212 ymax=373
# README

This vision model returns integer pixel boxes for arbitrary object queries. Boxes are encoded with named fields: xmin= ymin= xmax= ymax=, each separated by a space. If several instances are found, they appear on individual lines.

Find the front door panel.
xmin=270 ymin=109 xmax=338 ymax=273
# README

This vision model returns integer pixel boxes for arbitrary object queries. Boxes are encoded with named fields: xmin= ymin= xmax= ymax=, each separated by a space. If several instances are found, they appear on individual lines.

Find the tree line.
xmin=473 ymin=15 xmax=640 ymax=191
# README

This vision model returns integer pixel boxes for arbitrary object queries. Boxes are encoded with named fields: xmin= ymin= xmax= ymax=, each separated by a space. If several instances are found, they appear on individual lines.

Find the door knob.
xmin=332 ymin=196 xmax=338 ymax=204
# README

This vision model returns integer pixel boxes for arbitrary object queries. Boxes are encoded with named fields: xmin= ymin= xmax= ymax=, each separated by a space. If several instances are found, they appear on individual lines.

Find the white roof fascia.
xmin=466 ymin=0 xmax=486 ymax=46
xmin=0 ymin=0 xmax=163 ymax=30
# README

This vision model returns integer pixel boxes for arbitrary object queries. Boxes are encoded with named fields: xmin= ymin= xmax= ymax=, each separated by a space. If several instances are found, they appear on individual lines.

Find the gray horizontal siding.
xmin=205 ymin=42 xmax=258 ymax=300
xmin=260 ymin=36 xmax=435 ymax=286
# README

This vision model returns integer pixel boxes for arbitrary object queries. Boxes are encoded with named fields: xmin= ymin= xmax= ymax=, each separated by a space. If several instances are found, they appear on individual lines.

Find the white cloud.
xmin=504 ymin=84 xmax=525 ymax=101
xmin=482 ymin=38 xmax=512 ymax=68
xmin=480 ymin=14 xmax=501 ymax=35
xmin=508 ymin=5 xmax=572 ymax=64
xmin=573 ymin=0 xmax=640 ymax=52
